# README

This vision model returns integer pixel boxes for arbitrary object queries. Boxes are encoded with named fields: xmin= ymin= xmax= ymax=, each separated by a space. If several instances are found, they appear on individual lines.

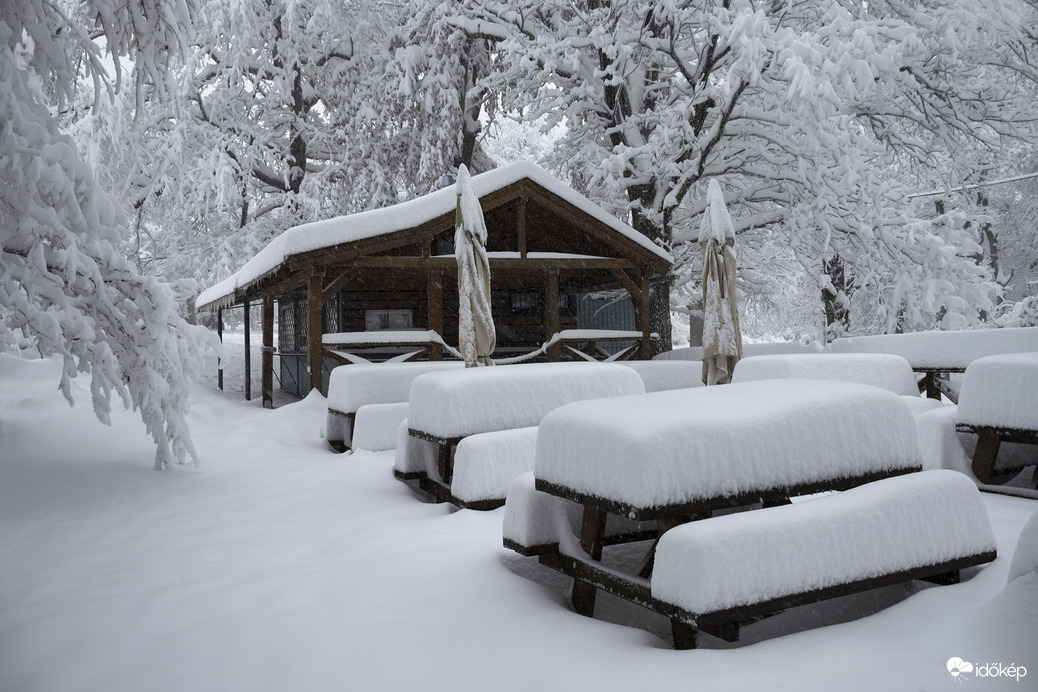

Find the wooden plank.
xmin=217 ymin=307 xmax=224 ymax=391
xmin=535 ymin=465 xmax=921 ymax=522
xmin=428 ymin=269 xmax=443 ymax=360
xmin=638 ymin=273 xmax=652 ymax=359
xmin=518 ymin=195 xmax=527 ymax=258
xmin=545 ymin=269 xmax=560 ymax=361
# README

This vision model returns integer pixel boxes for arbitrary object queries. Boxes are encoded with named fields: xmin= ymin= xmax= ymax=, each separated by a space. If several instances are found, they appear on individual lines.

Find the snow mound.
xmin=830 ymin=326 xmax=1038 ymax=369
xmin=620 ymin=360 xmax=704 ymax=392
xmin=652 ymin=470 xmax=996 ymax=615
xmin=407 ymin=362 xmax=645 ymax=439
xmin=535 ymin=379 xmax=919 ymax=511
xmin=732 ymin=353 xmax=919 ymax=396
xmin=326 ymin=361 xmax=463 ymax=414
xmin=451 ymin=427 xmax=538 ymax=503
xmin=352 ymin=402 xmax=409 ymax=452
xmin=1008 ymin=510 xmax=1038 ymax=583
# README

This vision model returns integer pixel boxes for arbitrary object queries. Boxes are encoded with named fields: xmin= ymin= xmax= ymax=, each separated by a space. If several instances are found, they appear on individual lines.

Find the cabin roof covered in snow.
xmin=196 ymin=161 xmax=672 ymax=310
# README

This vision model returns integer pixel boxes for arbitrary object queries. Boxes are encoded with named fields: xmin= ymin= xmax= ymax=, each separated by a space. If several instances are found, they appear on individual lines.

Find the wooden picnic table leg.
xmin=923 ymin=372 xmax=941 ymax=400
xmin=572 ymin=506 xmax=608 ymax=617
xmin=437 ymin=443 xmax=454 ymax=485
xmin=971 ymin=431 xmax=1001 ymax=484
xmin=638 ymin=514 xmax=695 ymax=579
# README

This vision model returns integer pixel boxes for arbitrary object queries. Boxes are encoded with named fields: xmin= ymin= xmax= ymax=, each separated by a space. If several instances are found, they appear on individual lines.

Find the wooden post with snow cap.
xmin=307 ymin=266 xmax=326 ymax=393
xmin=243 ymin=299 xmax=251 ymax=401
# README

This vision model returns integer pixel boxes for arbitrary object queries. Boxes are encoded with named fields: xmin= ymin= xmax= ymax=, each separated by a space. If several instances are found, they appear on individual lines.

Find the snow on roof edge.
xmin=196 ymin=161 xmax=672 ymax=311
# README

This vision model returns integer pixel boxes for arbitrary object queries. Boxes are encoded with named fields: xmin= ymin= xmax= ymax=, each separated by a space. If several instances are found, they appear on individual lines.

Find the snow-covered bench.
xmin=651 ymin=472 xmax=994 ymax=647
xmin=619 ymin=360 xmax=704 ymax=392
xmin=395 ymin=362 xmax=645 ymax=509
xmin=504 ymin=379 xmax=928 ymax=636
xmin=954 ymin=353 xmax=1038 ymax=484
xmin=325 ymin=361 xmax=463 ymax=451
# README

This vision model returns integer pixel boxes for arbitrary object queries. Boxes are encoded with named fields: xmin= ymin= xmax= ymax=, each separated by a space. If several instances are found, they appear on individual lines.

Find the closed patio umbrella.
xmin=455 ymin=164 xmax=496 ymax=367
xmin=700 ymin=179 xmax=742 ymax=385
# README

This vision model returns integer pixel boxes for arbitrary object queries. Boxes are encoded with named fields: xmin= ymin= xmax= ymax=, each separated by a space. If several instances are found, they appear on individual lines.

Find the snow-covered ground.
xmin=1 ymin=332 xmax=1036 ymax=691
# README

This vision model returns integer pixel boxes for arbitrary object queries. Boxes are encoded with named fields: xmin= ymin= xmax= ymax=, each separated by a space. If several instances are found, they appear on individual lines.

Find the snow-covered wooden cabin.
xmin=195 ymin=162 xmax=673 ymax=406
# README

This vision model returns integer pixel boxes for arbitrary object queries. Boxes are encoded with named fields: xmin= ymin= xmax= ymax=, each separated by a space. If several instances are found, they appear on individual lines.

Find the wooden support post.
xmin=572 ymin=505 xmax=607 ymax=617
xmin=436 ymin=443 xmax=453 ymax=484
xmin=428 ymin=269 xmax=443 ymax=360
xmin=307 ymin=267 xmax=326 ymax=394
xmin=262 ymin=295 xmax=274 ymax=409
xmin=518 ymin=196 xmax=527 ymax=259
xmin=923 ymin=372 xmax=940 ymax=399
xmin=217 ymin=307 xmax=224 ymax=391
xmin=637 ymin=273 xmax=652 ymax=359
xmin=971 ymin=431 xmax=1002 ymax=483
xmin=545 ymin=269 xmax=560 ymax=362
xmin=243 ymin=299 xmax=251 ymax=401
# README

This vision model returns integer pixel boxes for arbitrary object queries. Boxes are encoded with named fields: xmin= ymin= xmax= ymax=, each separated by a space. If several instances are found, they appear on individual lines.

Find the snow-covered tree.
xmin=1 ymin=0 xmax=211 ymax=470
xmin=483 ymin=0 xmax=1038 ymax=342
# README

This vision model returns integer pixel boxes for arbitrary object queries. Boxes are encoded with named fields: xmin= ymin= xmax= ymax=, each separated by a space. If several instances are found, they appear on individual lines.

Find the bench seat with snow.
xmin=954 ymin=352 xmax=1038 ymax=485
xmin=504 ymin=378 xmax=929 ymax=636
xmin=395 ymin=362 xmax=645 ymax=510
xmin=656 ymin=472 xmax=994 ymax=648
xmin=325 ymin=361 xmax=462 ymax=451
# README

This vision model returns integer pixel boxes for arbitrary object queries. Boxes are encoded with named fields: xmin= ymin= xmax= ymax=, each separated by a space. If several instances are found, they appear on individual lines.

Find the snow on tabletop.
xmin=323 ymin=330 xmax=448 ymax=346
xmin=956 ymin=352 xmax=1038 ymax=430
xmin=1008 ymin=510 xmax=1038 ymax=583
xmin=352 ymin=402 xmax=409 ymax=452
xmin=451 ymin=427 xmax=538 ymax=503
xmin=534 ymin=379 xmax=919 ymax=510
xmin=651 ymin=470 xmax=996 ymax=617
xmin=731 ymin=353 xmax=919 ymax=396
xmin=326 ymin=361 xmax=463 ymax=414
xmin=407 ymin=362 xmax=645 ymax=439
xmin=195 ymin=161 xmax=672 ymax=309
xmin=830 ymin=326 xmax=1038 ymax=369
xmin=654 ymin=341 xmax=821 ymax=361
xmin=620 ymin=360 xmax=705 ymax=392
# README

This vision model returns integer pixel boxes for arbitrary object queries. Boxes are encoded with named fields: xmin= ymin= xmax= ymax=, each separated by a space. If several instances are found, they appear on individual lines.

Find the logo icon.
xmin=948 ymin=657 xmax=974 ymax=682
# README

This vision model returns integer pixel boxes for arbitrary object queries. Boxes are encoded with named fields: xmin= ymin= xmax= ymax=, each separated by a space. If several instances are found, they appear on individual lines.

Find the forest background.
xmin=4 ymin=0 xmax=1038 ymax=466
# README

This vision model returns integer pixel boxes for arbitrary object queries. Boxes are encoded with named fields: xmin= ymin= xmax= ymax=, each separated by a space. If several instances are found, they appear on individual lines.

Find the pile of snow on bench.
xmin=652 ymin=470 xmax=996 ymax=616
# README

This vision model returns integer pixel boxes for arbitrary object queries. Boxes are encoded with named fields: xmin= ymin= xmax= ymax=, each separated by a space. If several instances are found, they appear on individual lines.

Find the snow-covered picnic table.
xmin=955 ymin=352 xmax=1038 ymax=483
xmin=503 ymin=379 xmax=997 ymax=647
xmin=395 ymin=362 xmax=645 ymax=509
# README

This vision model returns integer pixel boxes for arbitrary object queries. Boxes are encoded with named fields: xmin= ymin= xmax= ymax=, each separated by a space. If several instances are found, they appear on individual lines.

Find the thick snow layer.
xmin=1009 ymin=511 xmax=1038 ymax=583
xmin=620 ymin=360 xmax=705 ymax=392
xmin=535 ymin=380 xmax=919 ymax=510
xmin=830 ymin=327 xmax=1038 ymax=369
xmin=652 ymin=471 xmax=997 ymax=616
xmin=196 ymin=161 xmax=672 ymax=309
xmin=451 ymin=427 xmax=538 ymax=503
xmin=326 ymin=361 xmax=463 ymax=414
xmin=2 ymin=350 xmax=1037 ymax=690
xmin=352 ymin=403 xmax=410 ymax=452
xmin=731 ymin=353 xmax=920 ymax=396
xmin=956 ymin=353 xmax=1038 ymax=430
xmin=323 ymin=330 xmax=448 ymax=346
xmin=407 ymin=362 xmax=645 ymax=439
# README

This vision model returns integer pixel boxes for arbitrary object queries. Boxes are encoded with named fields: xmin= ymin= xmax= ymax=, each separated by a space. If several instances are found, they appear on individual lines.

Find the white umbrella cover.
xmin=455 ymin=164 xmax=496 ymax=367
xmin=700 ymin=179 xmax=742 ymax=385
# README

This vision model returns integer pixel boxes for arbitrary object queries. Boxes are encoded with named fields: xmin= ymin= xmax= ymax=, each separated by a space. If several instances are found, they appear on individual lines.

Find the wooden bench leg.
xmin=972 ymin=431 xmax=1001 ymax=484
xmin=923 ymin=372 xmax=941 ymax=400
xmin=639 ymin=514 xmax=695 ymax=578
xmin=572 ymin=506 xmax=608 ymax=617
xmin=671 ymin=620 xmax=697 ymax=650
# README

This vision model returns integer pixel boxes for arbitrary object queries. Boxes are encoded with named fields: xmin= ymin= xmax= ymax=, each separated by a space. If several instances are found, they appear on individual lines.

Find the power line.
xmin=908 ymin=171 xmax=1038 ymax=199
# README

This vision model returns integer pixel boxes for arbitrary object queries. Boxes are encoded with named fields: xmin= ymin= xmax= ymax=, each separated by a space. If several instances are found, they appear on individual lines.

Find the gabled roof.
xmin=196 ymin=161 xmax=672 ymax=310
